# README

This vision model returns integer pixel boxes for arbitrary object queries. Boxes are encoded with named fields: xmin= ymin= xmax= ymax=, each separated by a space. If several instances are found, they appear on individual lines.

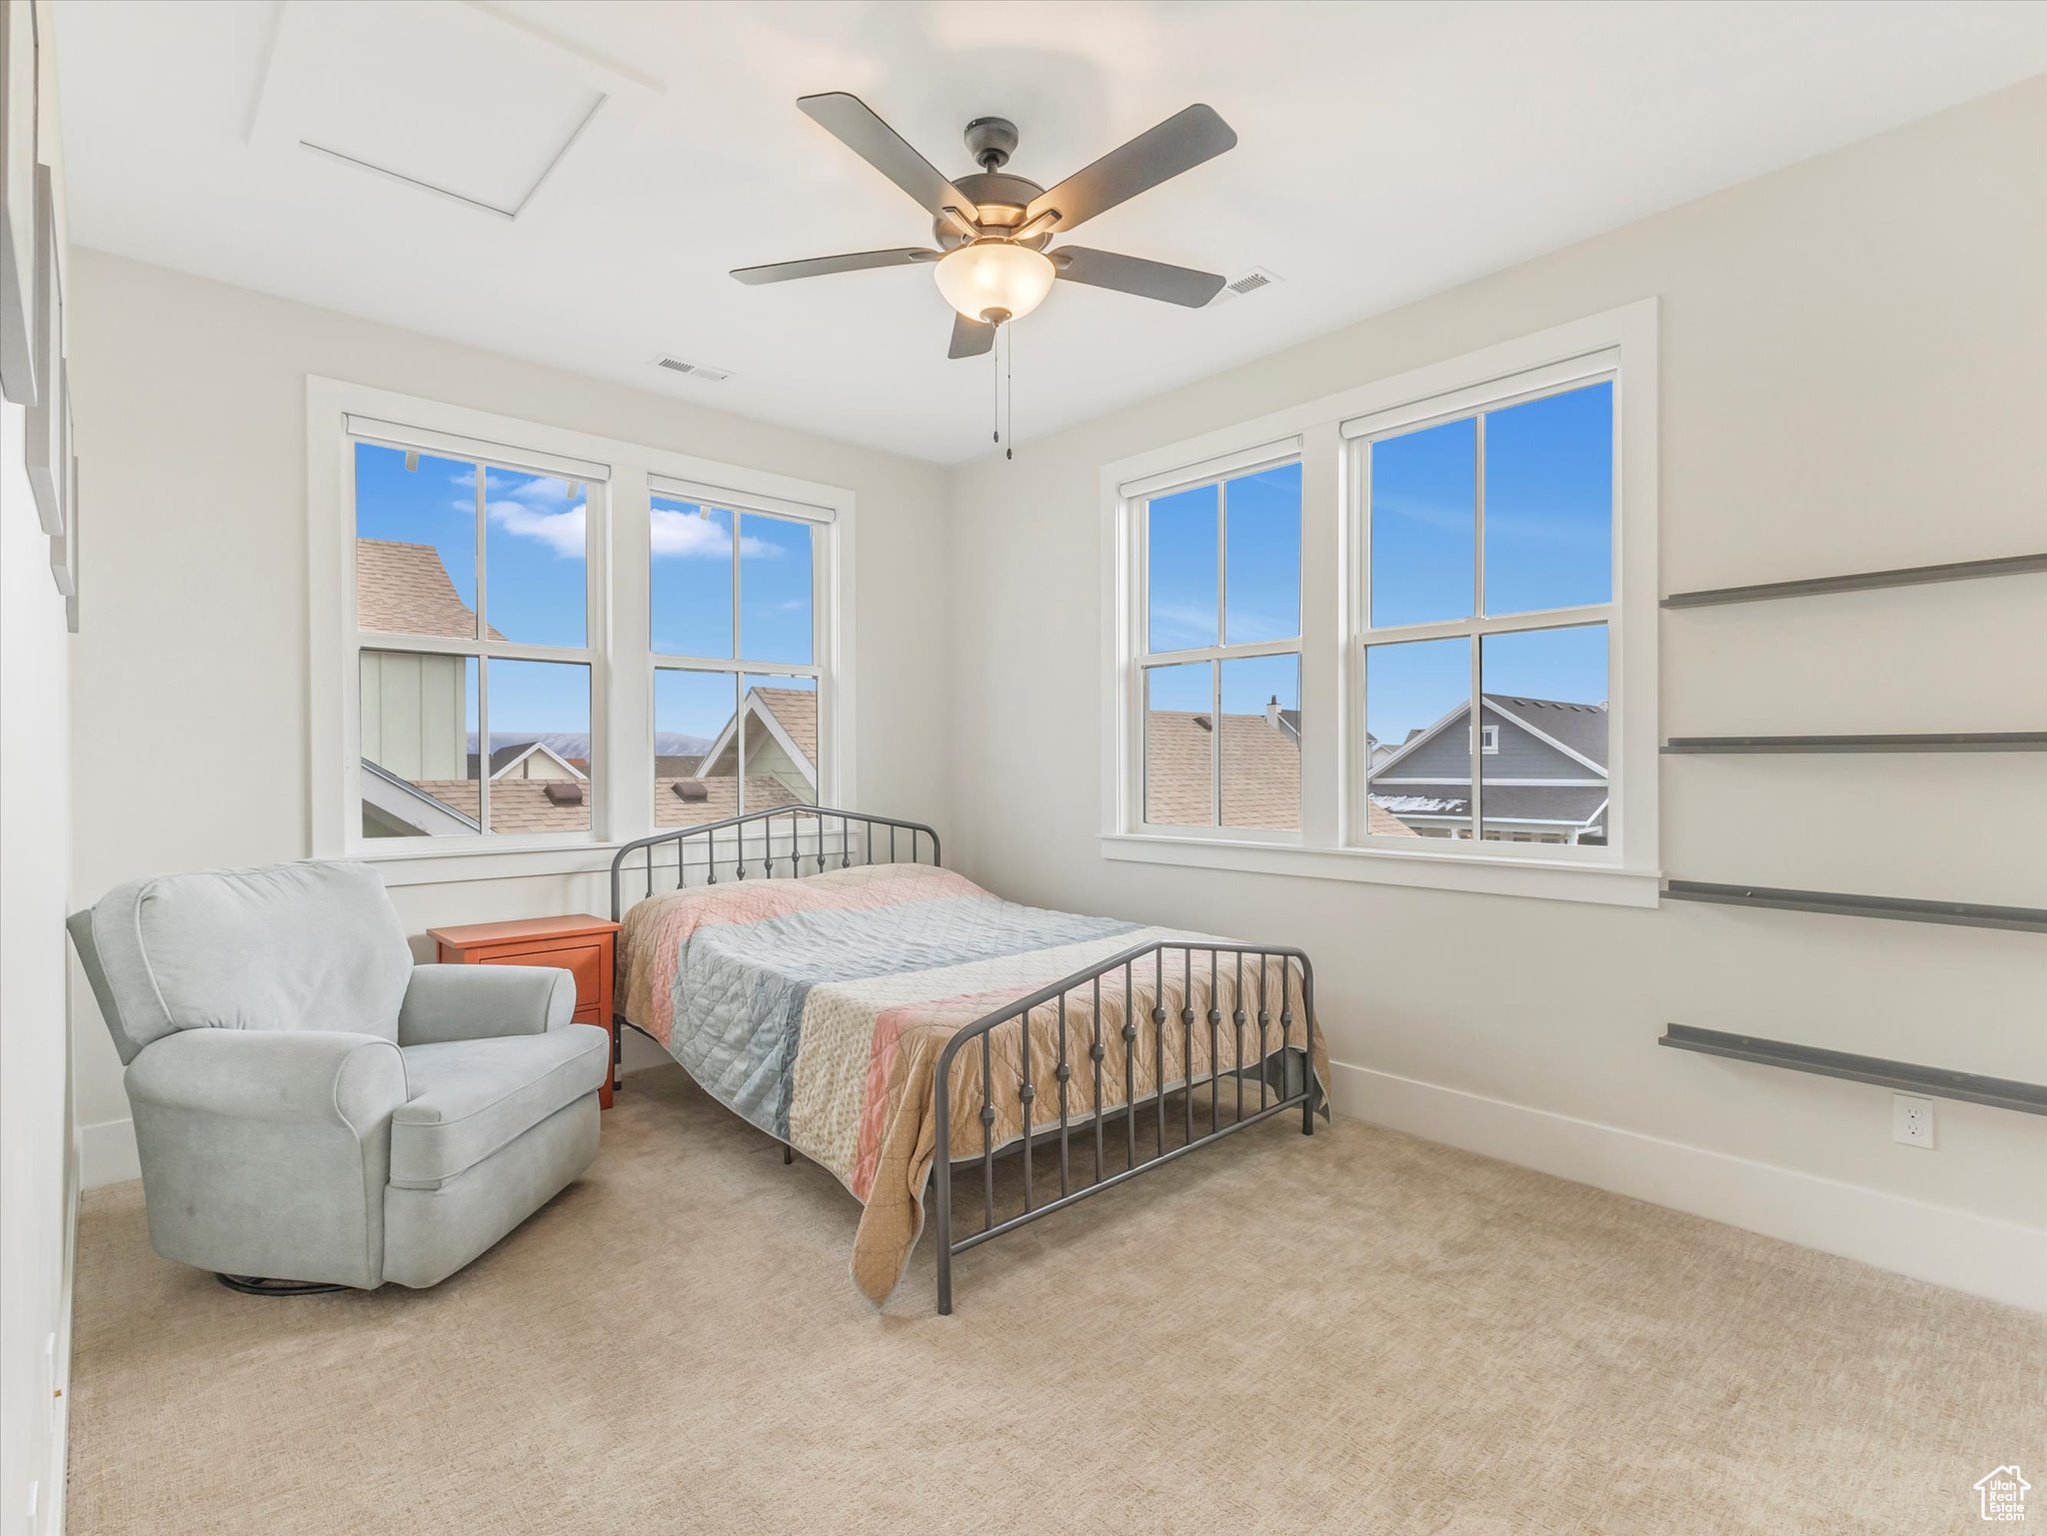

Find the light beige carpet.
xmin=69 ymin=1066 xmax=2043 ymax=1535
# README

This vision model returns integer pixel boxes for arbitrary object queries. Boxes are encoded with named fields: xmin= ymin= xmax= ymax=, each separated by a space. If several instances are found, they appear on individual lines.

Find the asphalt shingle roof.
xmin=1146 ymin=710 xmax=1414 ymax=835
xmin=356 ymin=539 xmax=504 ymax=640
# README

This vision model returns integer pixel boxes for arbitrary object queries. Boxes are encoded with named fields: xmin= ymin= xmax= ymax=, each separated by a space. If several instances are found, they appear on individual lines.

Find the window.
xmin=1104 ymin=302 xmax=1655 ymax=906
xmin=1134 ymin=456 xmax=1303 ymax=832
xmin=1357 ymin=370 xmax=1614 ymax=850
xmin=649 ymin=485 xmax=824 ymax=829
xmin=312 ymin=380 xmax=850 ymax=866
xmin=352 ymin=438 xmax=598 ymax=840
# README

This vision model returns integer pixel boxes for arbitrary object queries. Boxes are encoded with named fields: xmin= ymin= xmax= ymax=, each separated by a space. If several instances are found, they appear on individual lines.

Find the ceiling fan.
xmin=733 ymin=93 xmax=1238 ymax=360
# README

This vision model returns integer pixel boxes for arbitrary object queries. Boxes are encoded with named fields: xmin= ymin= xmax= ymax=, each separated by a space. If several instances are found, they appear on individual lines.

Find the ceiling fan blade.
xmin=1025 ymin=104 xmax=1236 ymax=233
xmin=1052 ymin=246 xmax=1227 ymax=308
xmin=799 ymin=92 xmax=981 ymax=228
xmin=731 ymin=247 xmax=939 ymax=285
xmin=948 ymin=312 xmax=996 ymax=360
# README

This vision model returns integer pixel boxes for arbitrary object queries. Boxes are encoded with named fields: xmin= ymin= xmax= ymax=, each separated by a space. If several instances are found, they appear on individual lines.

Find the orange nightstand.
xmin=427 ymin=914 xmax=623 ymax=1109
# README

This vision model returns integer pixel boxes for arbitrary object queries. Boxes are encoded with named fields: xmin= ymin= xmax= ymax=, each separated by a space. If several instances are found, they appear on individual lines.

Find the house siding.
xmin=360 ymin=650 xmax=467 ymax=780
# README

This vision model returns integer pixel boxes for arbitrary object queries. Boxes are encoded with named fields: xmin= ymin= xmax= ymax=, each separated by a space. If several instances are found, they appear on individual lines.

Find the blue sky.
xmin=356 ymin=442 xmax=813 ymax=740
xmin=1364 ymin=381 xmax=1611 ymax=751
xmin=1144 ymin=383 xmax=1611 ymax=757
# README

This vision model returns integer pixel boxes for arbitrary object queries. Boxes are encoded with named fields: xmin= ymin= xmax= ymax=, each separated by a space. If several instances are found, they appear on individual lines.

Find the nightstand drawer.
xmin=482 ymin=942 xmax=604 ymax=1008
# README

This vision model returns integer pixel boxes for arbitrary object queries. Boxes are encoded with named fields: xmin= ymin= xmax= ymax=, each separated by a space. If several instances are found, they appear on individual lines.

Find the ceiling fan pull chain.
xmin=1005 ymin=322 xmax=1014 ymax=461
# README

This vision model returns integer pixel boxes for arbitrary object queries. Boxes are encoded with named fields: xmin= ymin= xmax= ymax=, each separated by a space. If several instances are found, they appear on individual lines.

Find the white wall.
xmin=64 ymin=250 xmax=954 ymax=1171
xmin=0 ymin=402 xmax=73 ymax=1536
xmin=945 ymin=79 xmax=2047 ymax=1308
xmin=1 ymin=7 xmax=74 ymax=1531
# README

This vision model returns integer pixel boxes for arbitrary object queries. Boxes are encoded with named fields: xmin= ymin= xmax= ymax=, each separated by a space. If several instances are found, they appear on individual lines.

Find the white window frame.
xmin=308 ymin=378 xmax=855 ymax=884
xmin=645 ymin=473 xmax=829 ymax=822
xmin=1099 ymin=300 xmax=1658 ymax=908
xmin=1348 ymin=350 xmax=1619 ymax=864
xmin=1127 ymin=441 xmax=1305 ymax=843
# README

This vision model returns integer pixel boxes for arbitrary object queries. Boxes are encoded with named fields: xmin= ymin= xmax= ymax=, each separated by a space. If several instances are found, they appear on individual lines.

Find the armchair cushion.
xmin=397 ymin=964 xmax=576 ymax=1046
xmin=69 ymin=861 xmax=412 ymax=1063
xmin=391 ymin=1025 xmax=608 ymax=1189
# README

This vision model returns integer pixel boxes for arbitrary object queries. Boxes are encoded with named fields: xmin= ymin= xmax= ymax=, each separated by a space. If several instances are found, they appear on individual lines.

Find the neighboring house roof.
xmin=408 ymin=778 xmax=591 ymax=833
xmin=655 ymin=775 xmax=801 ymax=828
xmin=1489 ymin=694 xmax=1607 ymax=770
xmin=360 ymin=760 xmax=479 ymax=835
xmin=1372 ymin=693 xmax=1608 ymax=779
xmin=372 ymin=768 xmax=799 ymax=834
xmin=701 ymin=687 xmax=819 ymax=781
xmin=472 ymin=740 xmax=586 ymax=781
xmin=655 ymin=754 xmax=704 ymax=778
xmin=355 ymin=539 xmax=503 ymax=640
xmin=1370 ymin=785 xmax=1610 ymax=826
xmin=1145 ymin=709 xmax=1415 ymax=835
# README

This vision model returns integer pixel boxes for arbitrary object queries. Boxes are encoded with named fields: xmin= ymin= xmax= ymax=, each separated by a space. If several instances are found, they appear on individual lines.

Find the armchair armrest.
xmin=124 ymin=1029 xmax=407 ymax=1136
xmin=397 ymin=964 xmax=575 ymax=1046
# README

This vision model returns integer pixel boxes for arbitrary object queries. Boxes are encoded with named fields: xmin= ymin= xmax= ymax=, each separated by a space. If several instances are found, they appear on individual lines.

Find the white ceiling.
xmin=56 ymin=0 xmax=2047 ymax=464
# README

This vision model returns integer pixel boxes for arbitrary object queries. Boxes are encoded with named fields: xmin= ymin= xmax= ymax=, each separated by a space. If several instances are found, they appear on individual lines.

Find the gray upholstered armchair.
xmin=68 ymin=861 xmax=608 ymax=1293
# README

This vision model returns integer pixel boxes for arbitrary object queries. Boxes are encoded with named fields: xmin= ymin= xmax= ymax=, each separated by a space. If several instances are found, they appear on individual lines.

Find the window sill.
xmin=337 ymin=840 xmax=627 ymax=888
xmin=1098 ymin=832 xmax=1661 ymax=909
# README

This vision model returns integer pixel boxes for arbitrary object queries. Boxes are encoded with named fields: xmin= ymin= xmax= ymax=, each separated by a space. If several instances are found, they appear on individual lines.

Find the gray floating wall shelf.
xmin=1662 ymin=551 xmax=2047 ymax=609
xmin=1662 ymin=732 xmax=2047 ymax=754
xmin=1660 ymin=1025 xmax=2047 ymax=1117
xmin=1663 ymin=880 xmax=2047 ymax=932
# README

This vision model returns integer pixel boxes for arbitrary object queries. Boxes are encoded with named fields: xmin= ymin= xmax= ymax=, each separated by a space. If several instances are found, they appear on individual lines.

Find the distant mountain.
xmin=468 ymin=732 xmax=713 ymax=758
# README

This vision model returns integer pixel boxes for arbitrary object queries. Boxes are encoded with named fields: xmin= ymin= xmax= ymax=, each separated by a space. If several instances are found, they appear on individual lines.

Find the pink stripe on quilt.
xmin=849 ymin=977 xmax=1130 ymax=1200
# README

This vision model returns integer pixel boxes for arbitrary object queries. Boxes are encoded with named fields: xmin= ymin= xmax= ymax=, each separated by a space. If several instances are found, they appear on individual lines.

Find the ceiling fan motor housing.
xmin=933 ymin=170 xmax=1050 ymax=248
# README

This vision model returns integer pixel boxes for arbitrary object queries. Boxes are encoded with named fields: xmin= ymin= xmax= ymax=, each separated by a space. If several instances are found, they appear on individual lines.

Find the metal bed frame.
xmin=610 ymin=805 xmax=1317 ymax=1315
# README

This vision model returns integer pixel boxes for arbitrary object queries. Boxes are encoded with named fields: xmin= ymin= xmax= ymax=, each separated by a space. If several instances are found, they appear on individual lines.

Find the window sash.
xmin=1351 ymin=360 xmax=1619 ymax=856
xmin=350 ymin=431 xmax=602 ymax=843
xmin=647 ymin=492 xmax=827 ymax=815
xmin=1132 ymin=457 xmax=1304 ymax=834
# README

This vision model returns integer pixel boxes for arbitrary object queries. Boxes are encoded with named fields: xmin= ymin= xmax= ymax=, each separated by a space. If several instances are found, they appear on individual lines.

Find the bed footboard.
xmin=931 ymin=941 xmax=1317 ymax=1316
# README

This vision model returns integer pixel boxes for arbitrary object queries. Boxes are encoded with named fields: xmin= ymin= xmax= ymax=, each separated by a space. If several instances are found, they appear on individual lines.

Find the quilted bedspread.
xmin=618 ymin=862 xmax=1324 ymax=1302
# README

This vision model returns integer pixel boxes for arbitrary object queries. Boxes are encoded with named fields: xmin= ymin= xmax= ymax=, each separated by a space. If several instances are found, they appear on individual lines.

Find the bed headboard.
xmin=609 ymin=805 xmax=942 ymax=923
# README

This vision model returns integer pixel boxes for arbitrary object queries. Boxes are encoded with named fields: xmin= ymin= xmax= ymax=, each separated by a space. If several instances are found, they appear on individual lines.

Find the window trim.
xmin=1099 ymin=300 xmax=1658 ymax=908
xmin=308 ymin=377 xmax=855 ymax=873
xmin=1348 ymin=354 xmax=1618 ymax=862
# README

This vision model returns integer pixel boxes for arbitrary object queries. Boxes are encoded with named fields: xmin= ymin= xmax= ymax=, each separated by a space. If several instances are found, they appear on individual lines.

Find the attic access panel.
xmin=261 ymin=2 xmax=605 ymax=219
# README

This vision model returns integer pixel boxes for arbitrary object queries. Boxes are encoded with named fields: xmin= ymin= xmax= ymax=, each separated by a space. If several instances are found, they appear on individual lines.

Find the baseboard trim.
xmin=1328 ymin=1060 xmax=2047 ymax=1314
xmin=79 ymin=1116 xmax=139 ymax=1190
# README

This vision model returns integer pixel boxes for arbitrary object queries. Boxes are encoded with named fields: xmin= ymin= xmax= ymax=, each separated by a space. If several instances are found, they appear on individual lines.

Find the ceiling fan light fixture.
xmin=934 ymin=240 xmax=1055 ymax=323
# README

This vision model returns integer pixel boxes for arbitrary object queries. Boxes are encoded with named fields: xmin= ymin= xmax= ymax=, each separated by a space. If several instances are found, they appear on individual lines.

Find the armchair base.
xmin=215 ymin=1274 xmax=350 ymax=1297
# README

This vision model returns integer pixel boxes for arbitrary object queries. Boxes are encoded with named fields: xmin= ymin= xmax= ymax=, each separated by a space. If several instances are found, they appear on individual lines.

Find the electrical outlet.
xmin=1893 ymin=1093 xmax=1935 ymax=1148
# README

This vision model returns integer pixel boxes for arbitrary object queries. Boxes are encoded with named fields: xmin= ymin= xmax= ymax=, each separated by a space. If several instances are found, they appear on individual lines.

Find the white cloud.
xmin=486 ymin=498 xmax=586 ymax=558
xmin=476 ymin=489 xmax=785 ymax=562
xmin=649 ymin=505 xmax=777 ymax=560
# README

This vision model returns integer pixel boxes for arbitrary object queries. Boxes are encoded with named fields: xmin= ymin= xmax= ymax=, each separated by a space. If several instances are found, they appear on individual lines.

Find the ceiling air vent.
xmin=1210 ymin=266 xmax=1280 ymax=305
xmin=649 ymin=354 xmax=732 ymax=382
